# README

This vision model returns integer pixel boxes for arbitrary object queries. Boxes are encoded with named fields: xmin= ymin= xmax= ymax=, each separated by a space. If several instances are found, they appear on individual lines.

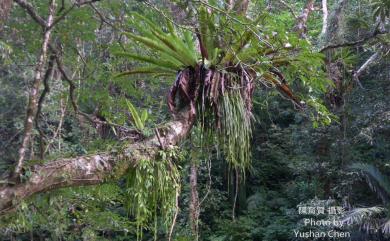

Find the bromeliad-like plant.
xmin=114 ymin=3 xmax=331 ymax=173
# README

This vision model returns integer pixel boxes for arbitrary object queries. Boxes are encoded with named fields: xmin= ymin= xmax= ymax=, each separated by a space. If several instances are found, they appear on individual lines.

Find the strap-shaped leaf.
xmin=141 ymin=109 xmax=148 ymax=124
xmin=114 ymin=66 xmax=176 ymax=77
xmin=126 ymin=99 xmax=144 ymax=130
xmin=113 ymin=52 xmax=181 ymax=70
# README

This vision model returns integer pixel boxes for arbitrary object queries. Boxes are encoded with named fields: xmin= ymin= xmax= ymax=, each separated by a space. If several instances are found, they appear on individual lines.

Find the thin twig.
xmin=48 ymin=4 xmax=76 ymax=30
xmin=44 ymin=97 xmax=67 ymax=155
xmin=199 ymin=158 xmax=212 ymax=206
xmin=155 ymin=128 xmax=165 ymax=149
xmin=143 ymin=1 xmax=195 ymax=32
xmin=14 ymin=0 xmax=46 ymax=27
xmin=50 ymin=46 xmax=136 ymax=132
xmin=89 ymin=3 xmax=117 ymax=29
xmin=277 ymin=0 xmax=298 ymax=19
xmin=168 ymin=187 xmax=180 ymax=241
xmin=232 ymin=167 xmax=239 ymax=220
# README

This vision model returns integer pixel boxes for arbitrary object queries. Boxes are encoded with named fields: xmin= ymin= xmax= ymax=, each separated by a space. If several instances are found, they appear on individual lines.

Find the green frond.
xmin=166 ymin=19 xmax=177 ymax=37
xmin=350 ymin=163 xmax=390 ymax=203
xmin=115 ymin=66 xmax=176 ymax=77
xmin=221 ymin=16 xmax=263 ymax=64
xmin=141 ymin=109 xmax=148 ymax=124
xmin=158 ymin=52 xmax=185 ymax=67
xmin=219 ymin=90 xmax=252 ymax=174
xmin=123 ymin=32 xmax=169 ymax=54
xmin=132 ymin=12 xmax=165 ymax=36
xmin=383 ymin=219 xmax=390 ymax=234
xmin=150 ymin=30 xmax=197 ymax=66
xmin=198 ymin=6 xmax=217 ymax=60
xmin=183 ymin=30 xmax=197 ymax=58
xmin=113 ymin=52 xmax=181 ymax=70
xmin=123 ymin=32 xmax=193 ymax=66
xmin=125 ymin=100 xmax=144 ymax=130
xmin=342 ymin=206 xmax=386 ymax=231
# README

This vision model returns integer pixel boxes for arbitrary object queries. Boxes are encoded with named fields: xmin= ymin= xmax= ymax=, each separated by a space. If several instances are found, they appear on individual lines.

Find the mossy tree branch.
xmin=0 ymin=108 xmax=195 ymax=215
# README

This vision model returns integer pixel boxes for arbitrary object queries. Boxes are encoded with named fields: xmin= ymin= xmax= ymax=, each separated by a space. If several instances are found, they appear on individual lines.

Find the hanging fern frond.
xmin=219 ymin=89 xmax=252 ymax=173
xmin=125 ymin=150 xmax=181 ymax=241
xmin=342 ymin=206 xmax=386 ymax=233
xmin=350 ymin=162 xmax=390 ymax=204
xmin=371 ymin=0 xmax=390 ymax=22
xmin=382 ymin=219 xmax=390 ymax=234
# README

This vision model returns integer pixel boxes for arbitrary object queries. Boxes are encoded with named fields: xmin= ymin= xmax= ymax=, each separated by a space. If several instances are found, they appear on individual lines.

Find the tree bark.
xmin=232 ymin=0 xmax=249 ymax=15
xmin=294 ymin=0 xmax=315 ymax=38
xmin=0 ymin=108 xmax=195 ymax=215
xmin=0 ymin=0 xmax=12 ymax=28
xmin=321 ymin=0 xmax=328 ymax=36
xmin=189 ymin=161 xmax=200 ymax=240
xmin=14 ymin=0 xmax=56 ymax=176
xmin=323 ymin=0 xmax=349 ymax=44
xmin=13 ymin=0 xmax=47 ymax=27
xmin=353 ymin=52 xmax=380 ymax=88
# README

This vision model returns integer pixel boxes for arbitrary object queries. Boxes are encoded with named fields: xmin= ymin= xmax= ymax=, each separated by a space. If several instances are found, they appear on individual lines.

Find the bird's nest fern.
xmin=114 ymin=5 xmax=333 ymax=238
xmin=115 ymin=5 xmax=330 ymax=173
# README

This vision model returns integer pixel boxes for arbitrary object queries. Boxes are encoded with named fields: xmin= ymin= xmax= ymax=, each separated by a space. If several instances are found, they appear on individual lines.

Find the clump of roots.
xmin=168 ymin=63 xmax=254 ymax=173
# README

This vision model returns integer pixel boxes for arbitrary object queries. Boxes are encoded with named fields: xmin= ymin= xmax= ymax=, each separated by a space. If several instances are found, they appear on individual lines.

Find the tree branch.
xmin=14 ymin=0 xmax=56 ymax=176
xmin=294 ymin=0 xmax=315 ymax=38
xmin=320 ymin=28 xmax=388 ymax=52
xmin=36 ymin=54 xmax=56 ymax=159
xmin=0 ymin=107 xmax=195 ymax=215
xmin=277 ymin=0 xmax=298 ymax=19
xmin=49 ymin=4 xmax=76 ymax=29
xmin=13 ymin=0 xmax=47 ymax=28
xmin=353 ymin=52 xmax=381 ymax=89
xmin=51 ymin=49 xmax=134 ymax=131
xmin=43 ymin=97 xmax=67 ymax=155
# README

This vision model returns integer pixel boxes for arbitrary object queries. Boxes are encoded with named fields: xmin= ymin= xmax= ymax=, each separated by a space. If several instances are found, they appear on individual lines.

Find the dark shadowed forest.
xmin=0 ymin=0 xmax=389 ymax=240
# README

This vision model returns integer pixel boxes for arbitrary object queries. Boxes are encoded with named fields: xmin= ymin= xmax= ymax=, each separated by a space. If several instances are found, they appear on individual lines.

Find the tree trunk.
xmin=14 ymin=0 xmax=56 ymax=176
xmin=321 ymin=0 xmax=328 ymax=36
xmin=294 ymin=0 xmax=315 ymax=38
xmin=0 ymin=108 xmax=194 ymax=215
xmin=189 ymin=161 xmax=200 ymax=240
xmin=323 ymin=0 xmax=349 ymax=44
xmin=0 ymin=0 xmax=12 ymax=27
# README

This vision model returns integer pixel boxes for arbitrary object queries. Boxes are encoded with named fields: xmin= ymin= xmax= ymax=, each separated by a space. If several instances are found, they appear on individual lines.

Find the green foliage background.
xmin=0 ymin=0 xmax=389 ymax=240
